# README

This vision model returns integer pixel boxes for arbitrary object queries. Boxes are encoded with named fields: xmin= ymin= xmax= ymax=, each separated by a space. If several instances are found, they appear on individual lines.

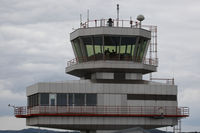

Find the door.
xmin=49 ymin=94 xmax=56 ymax=106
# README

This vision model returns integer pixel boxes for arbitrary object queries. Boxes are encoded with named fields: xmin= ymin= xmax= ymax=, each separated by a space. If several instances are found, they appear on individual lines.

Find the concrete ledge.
xmin=66 ymin=60 xmax=157 ymax=77
xmin=70 ymin=27 xmax=151 ymax=41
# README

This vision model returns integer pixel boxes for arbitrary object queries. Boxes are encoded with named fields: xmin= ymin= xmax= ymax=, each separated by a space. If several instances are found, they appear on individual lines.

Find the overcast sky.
xmin=0 ymin=0 xmax=200 ymax=132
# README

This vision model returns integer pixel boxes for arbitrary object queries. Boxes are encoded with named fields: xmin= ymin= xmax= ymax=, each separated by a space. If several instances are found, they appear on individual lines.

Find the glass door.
xmin=49 ymin=94 xmax=56 ymax=106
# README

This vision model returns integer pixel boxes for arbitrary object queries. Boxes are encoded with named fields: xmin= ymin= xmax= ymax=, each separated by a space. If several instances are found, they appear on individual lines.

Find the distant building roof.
xmin=113 ymin=127 xmax=151 ymax=133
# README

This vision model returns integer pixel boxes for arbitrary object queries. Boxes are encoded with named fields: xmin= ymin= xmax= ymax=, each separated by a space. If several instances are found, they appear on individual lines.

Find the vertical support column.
xmin=155 ymin=26 xmax=158 ymax=65
xmin=117 ymin=4 xmax=119 ymax=27
xmin=173 ymin=119 xmax=181 ymax=133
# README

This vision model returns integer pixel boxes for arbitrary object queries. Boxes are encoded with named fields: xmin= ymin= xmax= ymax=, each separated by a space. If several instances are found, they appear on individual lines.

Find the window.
xmin=74 ymin=93 xmax=85 ymax=106
xmin=27 ymin=94 xmax=39 ymax=107
xmin=40 ymin=93 xmax=49 ymax=106
xmin=93 ymin=36 xmax=103 ymax=60
xmin=120 ymin=37 xmax=136 ymax=60
xmin=82 ymin=37 xmax=93 ymax=58
xmin=114 ymin=73 xmax=125 ymax=80
xmin=73 ymin=39 xmax=83 ymax=62
xmin=127 ymin=94 xmax=177 ymax=101
xmin=86 ymin=94 xmax=97 ymax=106
xmin=49 ymin=94 xmax=56 ymax=106
xmin=69 ymin=93 xmax=74 ymax=106
xmin=135 ymin=38 xmax=148 ymax=61
xmin=104 ymin=36 xmax=120 ymax=59
xmin=57 ymin=93 xmax=67 ymax=106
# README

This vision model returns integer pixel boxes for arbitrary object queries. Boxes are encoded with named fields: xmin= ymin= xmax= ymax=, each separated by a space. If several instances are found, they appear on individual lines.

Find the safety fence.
xmin=14 ymin=106 xmax=189 ymax=118
xmin=67 ymin=57 xmax=158 ymax=67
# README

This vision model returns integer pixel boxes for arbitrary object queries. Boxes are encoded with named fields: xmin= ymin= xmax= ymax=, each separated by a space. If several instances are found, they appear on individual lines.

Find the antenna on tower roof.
xmin=87 ymin=9 xmax=89 ymax=27
xmin=117 ymin=4 xmax=119 ymax=27
xmin=80 ymin=14 xmax=82 ymax=28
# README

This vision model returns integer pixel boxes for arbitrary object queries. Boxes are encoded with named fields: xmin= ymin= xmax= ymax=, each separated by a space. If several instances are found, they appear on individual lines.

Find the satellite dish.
xmin=137 ymin=15 xmax=145 ymax=22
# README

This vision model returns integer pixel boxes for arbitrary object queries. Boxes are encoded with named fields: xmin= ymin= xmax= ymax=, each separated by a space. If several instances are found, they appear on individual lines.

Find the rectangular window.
xmin=127 ymin=94 xmax=177 ymax=101
xmin=86 ymin=94 xmax=97 ymax=106
xmin=69 ymin=93 xmax=74 ymax=106
xmin=74 ymin=93 xmax=85 ymax=106
xmin=57 ymin=93 xmax=67 ymax=106
xmin=114 ymin=73 xmax=125 ymax=80
xmin=33 ymin=94 xmax=39 ymax=106
xmin=27 ymin=94 xmax=39 ymax=107
xmin=86 ymin=45 xmax=94 ymax=57
xmin=40 ymin=93 xmax=49 ymax=106
xmin=27 ymin=96 xmax=32 ymax=107
xmin=49 ymin=94 xmax=56 ymax=106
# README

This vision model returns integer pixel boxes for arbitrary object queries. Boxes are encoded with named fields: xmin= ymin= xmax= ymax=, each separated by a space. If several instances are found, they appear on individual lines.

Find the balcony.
xmin=67 ymin=57 xmax=158 ymax=67
xmin=14 ymin=106 xmax=189 ymax=118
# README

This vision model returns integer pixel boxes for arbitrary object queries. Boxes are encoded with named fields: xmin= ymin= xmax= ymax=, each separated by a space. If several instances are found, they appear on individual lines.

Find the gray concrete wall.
xmin=27 ymin=80 xmax=177 ymax=107
xmin=70 ymin=27 xmax=151 ymax=41
xmin=26 ymin=80 xmax=178 ymax=130
xmin=66 ymin=60 xmax=157 ymax=77
xmin=26 ymin=116 xmax=177 ymax=130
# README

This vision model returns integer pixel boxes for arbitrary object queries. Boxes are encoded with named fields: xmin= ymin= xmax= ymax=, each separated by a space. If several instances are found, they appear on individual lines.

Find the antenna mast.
xmin=80 ymin=14 xmax=82 ymax=28
xmin=87 ymin=9 xmax=89 ymax=27
xmin=117 ymin=4 xmax=119 ymax=27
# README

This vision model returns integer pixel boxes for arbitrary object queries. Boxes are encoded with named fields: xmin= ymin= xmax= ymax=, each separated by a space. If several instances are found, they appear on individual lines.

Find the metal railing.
xmin=67 ymin=57 xmax=158 ymax=67
xmin=14 ymin=106 xmax=189 ymax=118
xmin=150 ymin=78 xmax=175 ymax=85
xmin=78 ymin=19 xmax=156 ymax=30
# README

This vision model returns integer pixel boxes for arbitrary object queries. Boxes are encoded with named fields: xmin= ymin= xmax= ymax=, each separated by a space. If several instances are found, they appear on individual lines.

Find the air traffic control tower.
xmin=14 ymin=7 xmax=189 ymax=133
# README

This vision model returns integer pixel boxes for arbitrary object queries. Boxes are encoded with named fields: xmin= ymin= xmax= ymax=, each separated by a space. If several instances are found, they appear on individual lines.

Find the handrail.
xmin=77 ymin=19 xmax=156 ymax=31
xmin=14 ymin=106 xmax=189 ymax=118
xmin=67 ymin=57 xmax=158 ymax=67
xmin=151 ymin=78 xmax=175 ymax=85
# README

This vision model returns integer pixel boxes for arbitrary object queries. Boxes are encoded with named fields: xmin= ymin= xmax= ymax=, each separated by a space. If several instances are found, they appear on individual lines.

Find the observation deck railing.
xmin=67 ymin=57 xmax=158 ymax=67
xmin=151 ymin=78 xmax=175 ymax=85
xmin=77 ymin=19 xmax=156 ymax=30
xmin=14 ymin=106 xmax=189 ymax=118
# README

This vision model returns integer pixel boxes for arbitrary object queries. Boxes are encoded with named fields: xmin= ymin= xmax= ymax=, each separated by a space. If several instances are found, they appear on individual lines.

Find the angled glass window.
xmin=136 ymin=37 xmax=148 ymax=61
xmin=73 ymin=39 xmax=83 ymax=62
xmin=104 ymin=36 xmax=120 ymax=60
xmin=120 ymin=37 xmax=136 ymax=60
xmin=93 ymin=36 xmax=103 ymax=60
xmin=28 ymin=94 xmax=39 ymax=107
xmin=82 ymin=37 xmax=94 ymax=60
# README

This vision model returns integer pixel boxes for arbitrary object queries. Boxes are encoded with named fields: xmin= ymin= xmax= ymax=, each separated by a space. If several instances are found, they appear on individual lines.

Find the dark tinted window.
xmin=114 ymin=73 xmax=125 ymax=80
xmin=86 ymin=94 xmax=97 ymax=106
xmin=74 ymin=93 xmax=85 ymax=106
xmin=40 ymin=93 xmax=49 ymax=106
xmin=69 ymin=93 xmax=74 ymax=106
xmin=57 ymin=93 xmax=67 ymax=106
xmin=127 ymin=94 xmax=177 ymax=101
xmin=73 ymin=39 xmax=83 ymax=61
xmin=27 ymin=94 xmax=39 ymax=107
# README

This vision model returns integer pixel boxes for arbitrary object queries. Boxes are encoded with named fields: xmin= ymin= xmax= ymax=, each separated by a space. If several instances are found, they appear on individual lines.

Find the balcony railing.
xmin=151 ymin=78 xmax=175 ymax=85
xmin=67 ymin=57 xmax=158 ymax=67
xmin=75 ymin=19 xmax=156 ymax=31
xmin=14 ymin=106 xmax=189 ymax=118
